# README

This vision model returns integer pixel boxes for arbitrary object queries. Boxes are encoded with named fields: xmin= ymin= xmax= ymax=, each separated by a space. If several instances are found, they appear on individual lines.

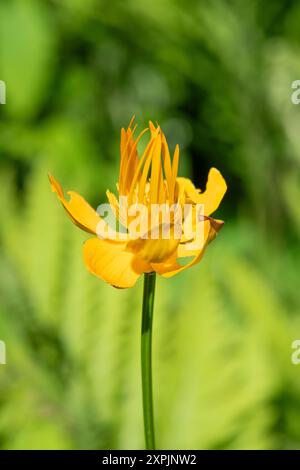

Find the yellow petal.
xmin=151 ymin=217 xmax=223 ymax=277
xmin=119 ymin=126 xmax=137 ymax=194
xmin=49 ymin=174 xmax=104 ymax=235
xmin=178 ymin=217 xmax=224 ymax=257
xmin=161 ymin=132 xmax=173 ymax=201
xmin=176 ymin=177 xmax=197 ymax=196
xmin=150 ymin=133 xmax=162 ymax=204
xmin=189 ymin=168 xmax=227 ymax=215
xmin=126 ymin=225 xmax=180 ymax=263
xmin=83 ymin=238 xmax=151 ymax=288
xmin=123 ymin=127 xmax=149 ymax=195
xmin=129 ymin=128 xmax=159 ymax=205
xmin=170 ymin=144 xmax=180 ymax=202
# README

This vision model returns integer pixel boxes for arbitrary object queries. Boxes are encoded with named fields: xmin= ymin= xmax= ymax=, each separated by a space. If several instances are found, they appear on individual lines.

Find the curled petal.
xmin=176 ymin=177 xmax=197 ymax=197
xmin=187 ymin=168 xmax=227 ymax=216
xmin=49 ymin=174 xmax=104 ymax=235
xmin=151 ymin=217 xmax=224 ymax=277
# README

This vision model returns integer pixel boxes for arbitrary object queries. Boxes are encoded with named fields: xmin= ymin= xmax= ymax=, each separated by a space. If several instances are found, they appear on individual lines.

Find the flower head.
xmin=49 ymin=118 xmax=227 ymax=288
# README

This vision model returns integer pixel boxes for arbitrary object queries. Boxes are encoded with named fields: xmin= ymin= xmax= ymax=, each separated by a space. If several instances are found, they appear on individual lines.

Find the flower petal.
xmin=125 ymin=223 xmax=180 ymax=263
xmin=49 ymin=174 xmax=103 ymax=235
xmin=151 ymin=217 xmax=223 ymax=277
xmin=188 ymin=168 xmax=227 ymax=216
xmin=176 ymin=177 xmax=197 ymax=196
xmin=83 ymin=238 xmax=151 ymax=288
xmin=126 ymin=236 xmax=180 ymax=264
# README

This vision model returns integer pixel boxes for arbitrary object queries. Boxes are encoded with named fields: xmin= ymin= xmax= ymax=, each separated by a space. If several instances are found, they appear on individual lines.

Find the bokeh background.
xmin=0 ymin=0 xmax=300 ymax=450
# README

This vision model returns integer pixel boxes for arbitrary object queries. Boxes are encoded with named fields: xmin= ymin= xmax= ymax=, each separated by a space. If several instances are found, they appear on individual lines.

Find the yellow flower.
xmin=49 ymin=119 xmax=227 ymax=288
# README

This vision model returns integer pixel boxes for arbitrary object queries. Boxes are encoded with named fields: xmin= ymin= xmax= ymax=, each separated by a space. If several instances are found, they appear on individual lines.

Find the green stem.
xmin=141 ymin=272 xmax=156 ymax=450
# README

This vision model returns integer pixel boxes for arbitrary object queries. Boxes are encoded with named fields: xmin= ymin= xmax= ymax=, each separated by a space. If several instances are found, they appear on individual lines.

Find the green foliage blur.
xmin=0 ymin=0 xmax=300 ymax=450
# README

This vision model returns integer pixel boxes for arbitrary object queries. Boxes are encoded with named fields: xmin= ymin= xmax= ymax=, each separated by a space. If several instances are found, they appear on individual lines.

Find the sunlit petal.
xmin=83 ymin=238 xmax=151 ymax=288
xmin=49 ymin=174 xmax=104 ymax=235
xmin=189 ymin=168 xmax=227 ymax=215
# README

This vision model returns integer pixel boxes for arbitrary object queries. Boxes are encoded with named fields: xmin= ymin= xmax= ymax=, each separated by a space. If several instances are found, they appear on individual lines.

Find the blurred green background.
xmin=0 ymin=0 xmax=300 ymax=450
